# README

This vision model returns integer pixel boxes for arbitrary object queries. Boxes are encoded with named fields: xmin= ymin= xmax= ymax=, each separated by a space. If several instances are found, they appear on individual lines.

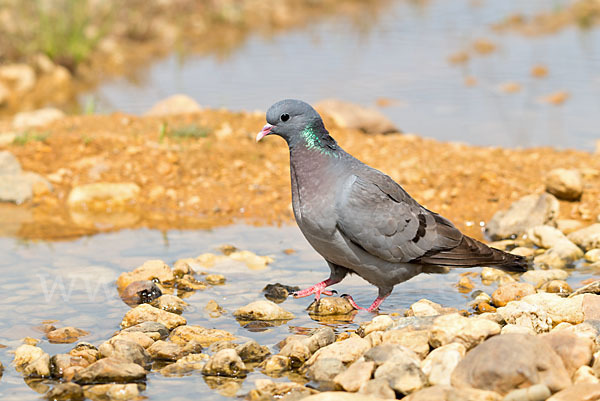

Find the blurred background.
xmin=0 ymin=0 xmax=599 ymax=150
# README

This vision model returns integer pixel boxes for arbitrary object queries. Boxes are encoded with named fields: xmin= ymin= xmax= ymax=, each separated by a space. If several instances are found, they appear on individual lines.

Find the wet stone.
xmin=169 ymin=325 xmax=235 ymax=347
xmin=521 ymin=269 xmax=569 ymax=287
xmin=585 ymin=249 xmax=600 ymax=263
xmin=307 ymin=297 xmax=355 ymax=315
xmin=571 ymin=280 xmax=600 ymax=297
xmin=73 ymin=358 xmax=146 ymax=384
xmin=44 ymin=382 xmax=84 ymax=400
xmin=333 ymin=360 xmax=375 ymax=392
xmin=46 ymin=327 xmax=89 ymax=344
xmin=98 ymin=338 xmax=152 ymax=369
xmin=248 ymin=379 xmax=316 ymax=400
xmin=307 ymin=357 xmax=346 ymax=383
xmin=121 ymin=304 xmax=186 ymax=330
xmin=13 ymin=344 xmax=46 ymax=369
xmin=111 ymin=331 xmax=155 ymax=349
xmin=480 ymin=267 xmax=516 ymax=285
xmin=50 ymin=354 xmax=91 ymax=380
xmin=202 ymin=349 xmax=247 ymax=378
xmin=260 ymin=355 xmax=290 ymax=375
xmin=262 ymin=283 xmax=300 ymax=303
xmin=122 ymin=321 xmax=169 ymax=340
xmin=307 ymin=337 xmax=371 ymax=366
xmin=69 ymin=343 xmax=100 ymax=365
xmin=205 ymin=299 xmax=225 ymax=317
xmin=147 ymin=340 xmax=188 ymax=361
xmin=82 ymin=383 xmax=141 ymax=401
xmin=540 ymin=280 xmax=572 ymax=295
xmin=116 ymin=259 xmax=174 ymax=291
xmin=205 ymin=274 xmax=226 ymax=285
xmin=233 ymin=300 xmax=294 ymax=321
xmin=23 ymin=353 xmax=50 ymax=378
xmin=235 ymin=340 xmax=270 ymax=363
xmin=357 ymin=315 xmax=394 ymax=337
xmin=491 ymin=282 xmax=536 ymax=307
xmin=159 ymin=353 xmax=208 ymax=377
xmin=150 ymin=294 xmax=187 ymax=314
xmin=120 ymin=280 xmax=162 ymax=307
xmin=406 ymin=298 xmax=454 ymax=317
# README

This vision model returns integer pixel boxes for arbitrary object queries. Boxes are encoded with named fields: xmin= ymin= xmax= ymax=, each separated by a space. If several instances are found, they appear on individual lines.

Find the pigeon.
xmin=256 ymin=99 xmax=528 ymax=311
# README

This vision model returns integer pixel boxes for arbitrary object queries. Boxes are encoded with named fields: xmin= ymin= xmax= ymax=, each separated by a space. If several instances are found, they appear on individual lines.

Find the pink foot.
xmin=292 ymin=279 xmax=337 ymax=301
xmin=342 ymin=294 xmax=388 ymax=312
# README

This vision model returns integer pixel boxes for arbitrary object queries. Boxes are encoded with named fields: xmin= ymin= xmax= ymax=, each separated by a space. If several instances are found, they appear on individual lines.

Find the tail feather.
xmin=414 ymin=235 xmax=529 ymax=272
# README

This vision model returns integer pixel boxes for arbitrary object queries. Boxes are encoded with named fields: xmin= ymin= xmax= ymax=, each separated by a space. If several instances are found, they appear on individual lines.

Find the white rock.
xmin=67 ymin=182 xmax=140 ymax=209
xmin=527 ymin=225 xmax=573 ymax=249
xmin=545 ymin=168 xmax=583 ymax=201
xmin=584 ymin=249 xmax=600 ymax=263
xmin=145 ymin=94 xmax=202 ymax=116
xmin=497 ymin=301 xmax=552 ymax=333
xmin=573 ymin=366 xmax=599 ymax=384
xmin=13 ymin=107 xmax=64 ymax=129
xmin=429 ymin=313 xmax=501 ymax=349
xmin=0 ymin=63 xmax=36 ymax=93
xmin=500 ymin=324 xmax=537 ymax=336
xmin=521 ymin=269 xmax=569 ymax=287
xmin=568 ymin=224 xmax=600 ymax=252
xmin=522 ymin=293 xmax=588 ymax=325
xmin=233 ymin=300 xmax=294 ymax=321
xmin=421 ymin=343 xmax=466 ymax=386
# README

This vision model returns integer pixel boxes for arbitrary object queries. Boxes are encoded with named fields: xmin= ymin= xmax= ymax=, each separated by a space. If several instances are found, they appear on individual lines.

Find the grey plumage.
xmin=257 ymin=99 xmax=527 ymax=310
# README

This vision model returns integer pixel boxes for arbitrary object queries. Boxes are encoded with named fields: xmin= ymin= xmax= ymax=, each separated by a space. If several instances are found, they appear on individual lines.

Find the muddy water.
xmin=85 ymin=0 xmax=600 ymax=150
xmin=0 ymin=224 xmax=596 ymax=400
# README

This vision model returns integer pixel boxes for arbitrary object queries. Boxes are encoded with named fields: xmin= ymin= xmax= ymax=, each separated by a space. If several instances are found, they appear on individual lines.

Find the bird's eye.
xmin=280 ymin=113 xmax=290 ymax=122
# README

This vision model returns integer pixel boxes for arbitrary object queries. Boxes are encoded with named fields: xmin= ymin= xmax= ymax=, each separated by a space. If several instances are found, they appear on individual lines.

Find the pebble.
xmin=122 ymin=321 xmax=169 ymax=340
xmin=120 ymin=280 xmax=162 ymax=306
xmin=98 ymin=338 xmax=152 ymax=369
xmin=227 ymin=250 xmax=274 ymax=270
xmin=374 ymin=357 xmax=427 ymax=395
xmin=307 ymin=357 xmax=346 ymax=383
xmin=262 ymin=283 xmax=300 ymax=303
xmin=150 ymin=294 xmax=188 ymax=314
xmin=12 ymin=107 xmax=65 ymax=129
xmin=121 ymin=304 xmax=186 ymax=330
xmin=503 ymin=384 xmax=551 ymax=401
xmin=169 ymin=325 xmax=235 ymax=347
xmin=480 ymin=267 xmax=516 ymax=285
xmin=159 ymin=353 xmax=208 ymax=376
xmin=522 ymin=293 xmax=600 ymax=324
xmin=46 ymin=327 xmax=89 ymax=344
xmin=421 ymin=343 xmax=466 ymax=386
xmin=521 ymin=269 xmax=569 ymax=287
xmin=526 ymin=224 xmax=575 ymax=248
xmin=573 ymin=366 xmax=600 ymax=384
xmin=307 ymin=337 xmax=371 ymax=366
xmin=44 ymin=383 xmax=84 ymax=400
xmin=333 ymin=361 xmax=375 ymax=392
xmin=50 ymin=353 xmax=90 ymax=380
xmin=357 ymin=315 xmax=394 ymax=337
xmin=315 ymin=98 xmax=399 ymax=134
xmin=556 ymin=219 xmax=585 ymax=235
xmin=451 ymin=334 xmax=571 ymax=395
xmin=379 ymin=329 xmax=431 ymax=359
xmin=69 ymin=343 xmax=100 ymax=365
xmin=73 ymin=358 xmax=146 ymax=384
xmin=540 ymin=331 xmax=593 ymax=375
xmin=540 ymin=280 xmax=572 ymax=295
xmin=202 ymin=349 xmax=247 ymax=378
xmin=406 ymin=298 xmax=454 ymax=317
xmin=233 ymin=300 xmax=294 ymax=321
xmin=585 ymin=249 xmax=600 ymax=263
xmin=147 ymin=340 xmax=187 ymax=361
xmin=358 ymin=378 xmax=396 ymax=399
xmin=491 ymin=282 xmax=536 ymax=307
xmin=546 ymin=383 xmax=600 ymax=401
xmin=307 ymin=297 xmax=354 ymax=315
xmin=302 ymin=392 xmax=393 ymax=401
xmin=497 ymin=300 xmax=552 ymax=333
xmin=485 ymin=193 xmax=559 ymax=240
xmin=248 ymin=379 xmax=316 ymax=400
xmin=568 ymin=223 xmax=600 ymax=252
xmin=545 ymin=168 xmax=583 ymax=201
xmin=500 ymin=324 xmax=536 ymax=335
xmin=260 ymin=355 xmax=290 ymax=374
xmin=205 ymin=274 xmax=226 ymax=285
xmin=533 ymin=240 xmax=583 ymax=269
xmin=235 ymin=340 xmax=270 ymax=363
xmin=83 ymin=383 xmax=140 ymax=400
xmin=116 ymin=260 xmax=174 ymax=291
xmin=429 ymin=313 xmax=501 ymax=349
xmin=145 ymin=94 xmax=202 ymax=116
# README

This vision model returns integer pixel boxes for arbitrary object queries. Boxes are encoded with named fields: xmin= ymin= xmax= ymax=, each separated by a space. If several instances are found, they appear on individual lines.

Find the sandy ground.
xmin=1 ymin=108 xmax=598 ymax=241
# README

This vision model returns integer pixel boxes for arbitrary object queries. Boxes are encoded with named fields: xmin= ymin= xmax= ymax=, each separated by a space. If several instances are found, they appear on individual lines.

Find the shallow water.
xmin=0 ymin=224 xmax=596 ymax=400
xmin=84 ymin=0 xmax=600 ymax=150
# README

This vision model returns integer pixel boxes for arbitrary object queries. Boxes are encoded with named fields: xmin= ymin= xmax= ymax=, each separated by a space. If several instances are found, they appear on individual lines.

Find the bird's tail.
xmin=416 ymin=235 xmax=529 ymax=272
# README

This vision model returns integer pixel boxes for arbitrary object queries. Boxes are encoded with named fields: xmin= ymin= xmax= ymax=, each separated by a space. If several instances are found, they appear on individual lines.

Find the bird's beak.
xmin=256 ymin=124 xmax=273 ymax=142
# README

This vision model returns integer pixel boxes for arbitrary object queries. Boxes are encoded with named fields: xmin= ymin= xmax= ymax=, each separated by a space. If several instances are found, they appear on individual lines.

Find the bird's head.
xmin=256 ymin=99 xmax=332 ymax=149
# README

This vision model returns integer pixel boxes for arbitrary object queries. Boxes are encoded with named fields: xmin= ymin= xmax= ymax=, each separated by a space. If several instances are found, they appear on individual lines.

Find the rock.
xmin=451 ymin=334 xmax=571 ymax=395
xmin=401 ymin=385 xmax=452 ymax=401
xmin=585 ymin=249 xmax=600 ymax=263
xmin=546 ymin=383 xmax=600 ymax=401
xmin=406 ymin=299 xmax=453 ymax=317
xmin=205 ymin=274 xmax=226 ymax=285
xmin=0 ymin=151 xmax=21 ymax=175
xmin=122 ymin=321 xmax=169 ymax=340
xmin=44 ymin=382 xmax=84 ymax=400
xmin=233 ymin=300 xmax=294 ymax=321
xmin=540 ymin=331 xmax=593 ymax=376
xmin=315 ymin=98 xmax=399 ymax=134
xmin=169 ymin=325 xmax=235 ymax=347
xmin=172 ymin=258 xmax=198 ymax=277
xmin=334 ymin=361 xmax=375 ymax=392
xmin=226 ymin=250 xmax=274 ymax=270
xmin=521 ymin=269 xmax=569 ymax=287
xmin=556 ymin=219 xmax=585 ymax=235
xmin=67 ymin=182 xmax=141 ymax=211
xmin=573 ymin=366 xmax=600 ymax=384
xmin=159 ymin=353 xmax=208 ymax=376
xmin=98 ymin=338 xmax=152 ymax=369
xmin=13 ymin=107 xmax=64 ymax=129
xmin=150 ymin=294 xmax=187 ymax=314
xmin=202 ymin=349 xmax=246 ymax=377
xmin=279 ymin=329 xmax=334 ymax=368
xmin=23 ymin=352 xmax=51 ymax=377
xmin=307 ymin=296 xmax=355 ymax=315
xmin=82 ymin=383 xmax=140 ymax=400
xmin=522 ymin=293 xmax=600 ymax=324
xmin=74 ymin=358 xmax=146 ymax=384
xmin=0 ymin=63 xmax=36 ymax=93
xmin=235 ymin=340 xmax=269 ymax=363
xmin=13 ymin=344 xmax=46 ymax=369
xmin=147 ymin=339 xmax=201 ymax=361
xmin=540 ymin=280 xmax=572 ymax=295
xmin=501 ymin=324 xmax=536 ymax=335
xmin=307 ymin=357 xmax=346 ymax=383
xmin=120 ymin=280 xmax=162 ymax=307
xmin=421 ymin=343 xmax=466 ymax=386
xmin=69 ymin=343 xmax=100 ymax=365
xmin=528 ymin=225 xmax=573 ymax=248
xmin=50 ymin=353 xmax=91 ymax=380
xmin=307 ymin=337 xmax=371 ymax=366
xmin=121 ymin=304 xmax=186 ymax=330
xmin=357 ymin=315 xmax=395 ymax=337
xmin=46 ymin=327 xmax=89 ymax=344
xmin=568 ymin=224 xmax=600 ymax=252
xmin=379 ymin=329 xmax=431 ymax=359
xmin=302 ymin=392 xmax=394 ymax=401
xmin=145 ymin=94 xmax=202 ymax=116
xmin=546 ymin=168 xmax=583 ymax=201
xmin=374 ymin=356 xmax=427 ymax=394
xmin=248 ymin=379 xmax=316 ymax=400
xmin=503 ymin=385 xmax=551 ymax=401
xmin=364 ymin=344 xmax=422 ymax=368
xmin=403 ymin=385 xmax=502 ymax=401
xmin=533 ymin=241 xmax=583 ymax=269
xmin=485 ymin=193 xmax=559 ymax=240
xmin=510 ymin=247 xmax=536 ymax=258
xmin=262 ymin=283 xmax=300 ymax=303
xmin=497 ymin=300 xmax=552 ymax=333
xmin=358 ymin=378 xmax=396 ymax=399
xmin=260 ymin=355 xmax=290 ymax=374
xmin=480 ymin=267 xmax=516 ymax=285
xmin=571 ymin=281 xmax=600 ymax=297
xmin=491 ymin=282 xmax=536 ymax=307
xmin=429 ymin=313 xmax=501 ymax=349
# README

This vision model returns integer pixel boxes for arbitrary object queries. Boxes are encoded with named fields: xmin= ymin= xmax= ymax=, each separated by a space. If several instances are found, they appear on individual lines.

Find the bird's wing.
xmin=336 ymin=173 xmax=463 ymax=264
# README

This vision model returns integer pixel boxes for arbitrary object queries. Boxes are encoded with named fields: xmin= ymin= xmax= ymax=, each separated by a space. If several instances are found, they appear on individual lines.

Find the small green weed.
xmin=13 ymin=130 xmax=50 ymax=145
xmin=159 ymin=123 xmax=210 ymax=142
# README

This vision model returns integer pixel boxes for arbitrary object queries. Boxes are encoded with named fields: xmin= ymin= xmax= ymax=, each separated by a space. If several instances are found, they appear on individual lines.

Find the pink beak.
xmin=256 ymin=124 xmax=273 ymax=142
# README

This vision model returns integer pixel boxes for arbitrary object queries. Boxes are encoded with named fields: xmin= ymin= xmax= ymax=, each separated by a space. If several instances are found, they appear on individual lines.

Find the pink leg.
xmin=343 ymin=294 xmax=389 ymax=312
xmin=292 ymin=278 xmax=339 ymax=300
